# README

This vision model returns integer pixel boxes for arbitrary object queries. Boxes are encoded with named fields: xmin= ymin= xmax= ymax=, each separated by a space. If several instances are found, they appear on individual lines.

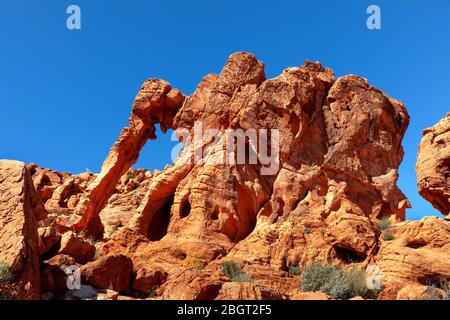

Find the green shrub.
xmin=220 ymin=261 xmax=252 ymax=282
xmin=300 ymin=262 xmax=370 ymax=300
xmin=232 ymin=273 xmax=252 ymax=282
xmin=378 ymin=217 xmax=395 ymax=241
xmin=378 ymin=217 xmax=392 ymax=232
xmin=343 ymin=268 xmax=369 ymax=298
xmin=382 ymin=231 xmax=395 ymax=241
xmin=0 ymin=261 xmax=14 ymax=283
xmin=0 ymin=261 xmax=15 ymax=300
xmin=288 ymin=265 xmax=301 ymax=277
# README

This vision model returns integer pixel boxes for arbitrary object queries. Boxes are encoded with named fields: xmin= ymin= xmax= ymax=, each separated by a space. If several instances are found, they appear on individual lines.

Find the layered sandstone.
xmin=4 ymin=52 xmax=450 ymax=300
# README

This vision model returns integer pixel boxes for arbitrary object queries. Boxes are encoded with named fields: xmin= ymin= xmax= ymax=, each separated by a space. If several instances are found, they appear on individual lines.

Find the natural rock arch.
xmin=71 ymin=79 xmax=185 ymax=237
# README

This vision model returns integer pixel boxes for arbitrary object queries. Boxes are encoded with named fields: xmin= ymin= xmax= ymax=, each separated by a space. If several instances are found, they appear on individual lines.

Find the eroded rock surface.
xmin=6 ymin=52 xmax=450 ymax=300
xmin=0 ymin=160 xmax=45 ymax=299
xmin=417 ymin=113 xmax=450 ymax=216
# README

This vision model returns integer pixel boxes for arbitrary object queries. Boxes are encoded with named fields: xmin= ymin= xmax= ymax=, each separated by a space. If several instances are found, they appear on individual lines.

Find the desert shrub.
xmin=300 ymin=262 xmax=370 ymax=300
xmin=220 ymin=261 xmax=252 ymax=282
xmin=0 ymin=261 xmax=15 ymax=300
xmin=342 ymin=268 xmax=369 ymax=298
xmin=378 ymin=217 xmax=391 ymax=232
xmin=0 ymin=261 xmax=14 ymax=283
xmin=185 ymin=257 xmax=206 ymax=271
xmin=382 ymin=231 xmax=395 ymax=241
xmin=378 ymin=217 xmax=395 ymax=241
xmin=288 ymin=265 xmax=301 ymax=277
xmin=232 ymin=273 xmax=252 ymax=282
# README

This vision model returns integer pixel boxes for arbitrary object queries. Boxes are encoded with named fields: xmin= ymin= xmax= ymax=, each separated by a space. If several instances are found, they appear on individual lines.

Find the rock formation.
xmin=2 ymin=52 xmax=450 ymax=300
xmin=0 ymin=160 xmax=45 ymax=299
xmin=417 ymin=113 xmax=450 ymax=216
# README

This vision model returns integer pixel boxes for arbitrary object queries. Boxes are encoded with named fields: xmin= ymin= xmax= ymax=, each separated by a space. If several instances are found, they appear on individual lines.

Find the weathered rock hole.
xmin=406 ymin=239 xmax=427 ymax=249
xmin=211 ymin=208 xmax=219 ymax=220
xmin=147 ymin=195 xmax=174 ymax=241
xmin=334 ymin=246 xmax=366 ymax=264
xmin=195 ymin=284 xmax=222 ymax=300
xmin=180 ymin=198 xmax=191 ymax=218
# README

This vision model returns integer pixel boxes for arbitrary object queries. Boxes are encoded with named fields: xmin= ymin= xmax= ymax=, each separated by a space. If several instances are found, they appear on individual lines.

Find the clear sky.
xmin=1 ymin=0 xmax=449 ymax=220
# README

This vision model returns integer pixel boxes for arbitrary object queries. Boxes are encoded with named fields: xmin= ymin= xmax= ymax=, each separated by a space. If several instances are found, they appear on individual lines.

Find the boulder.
xmin=417 ymin=113 xmax=450 ymax=216
xmin=40 ymin=254 xmax=78 ymax=297
xmin=80 ymin=254 xmax=133 ymax=292
xmin=58 ymin=231 xmax=96 ymax=264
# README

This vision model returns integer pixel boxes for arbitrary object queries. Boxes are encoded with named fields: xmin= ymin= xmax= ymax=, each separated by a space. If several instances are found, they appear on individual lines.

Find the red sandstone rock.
xmin=38 ymin=226 xmax=61 ymax=257
xmin=396 ymin=284 xmax=445 ymax=300
xmin=80 ymin=254 xmax=133 ymax=292
xmin=58 ymin=231 xmax=96 ymax=264
xmin=40 ymin=254 xmax=78 ymax=297
xmin=0 ymin=160 xmax=45 ymax=299
xmin=291 ymin=292 xmax=333 ymax=300
xmin=132 ymin=267 xmax=168 ymax=294
xmin=375 ymin=216 xmax=450 ymax=297
xmin=417 ymin=113 xmax=450 ymax=216
xmin=6 ymin=52 xmax=449 ymax=301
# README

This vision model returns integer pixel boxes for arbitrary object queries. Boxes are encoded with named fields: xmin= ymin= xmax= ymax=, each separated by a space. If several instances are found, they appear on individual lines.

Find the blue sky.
xmin=1 ymin=0 xmax=449 ymax=220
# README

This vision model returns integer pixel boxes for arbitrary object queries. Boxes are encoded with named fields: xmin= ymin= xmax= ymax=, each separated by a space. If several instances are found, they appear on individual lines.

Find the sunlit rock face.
xmin=7 ymin=52 xmax=443 ymax=301
xmin=417 ymin=113 xmax=450 ymax=217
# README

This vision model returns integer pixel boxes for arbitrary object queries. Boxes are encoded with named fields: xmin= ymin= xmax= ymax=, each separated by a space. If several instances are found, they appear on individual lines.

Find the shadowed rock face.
xmin=7 ymin=52 xmax=446 ymax=300
xmin=417 ymin=113 xmax=450 ymax=217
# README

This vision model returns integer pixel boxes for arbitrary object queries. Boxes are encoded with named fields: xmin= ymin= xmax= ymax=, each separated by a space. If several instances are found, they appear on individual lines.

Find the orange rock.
xmin=37 ymin=226 xmax=61 ymax=257
xmin=58 ymin=231 xmax=96 ymax=264
xmin=396 ymin=284 xmax=445 ymax=300
xmin=72 ymin=80 xmax=185 ymax=237
xmin=216 ymin=282 xmax=286 ymax=300
xmin=80 ymin=254 xmax=133 ymax=292
xmin=81 ymin=52 xmax=412 ymax=300
xmin=417 ymin=113 xmax=450 ymax=216
xmin=375 ymin=217 xmax=450 ymax=296
xmin=0 ymin=160 xmax=45 ymax=299
xmin=132 ymin=267 xmax=168 ymax=294
xmin=291 ymin=292 xmax=333 ymax=300
xmin=2 ymin=52 xmax=426 ymax=300
xmin=40 ymin=254 xmax=78 ymax=297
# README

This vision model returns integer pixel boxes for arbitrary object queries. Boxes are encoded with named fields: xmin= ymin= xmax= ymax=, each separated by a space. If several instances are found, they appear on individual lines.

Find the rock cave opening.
xmin=333 ymin=246 xmax=366 ymax=264
xmin=180 ymin=197 xmax=191 ymax=218
xmin=147 ymin=194 xmax=174 ymax=241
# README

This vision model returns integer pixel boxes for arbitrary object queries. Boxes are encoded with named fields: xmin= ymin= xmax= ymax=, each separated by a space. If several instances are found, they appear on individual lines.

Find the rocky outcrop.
xmin=0 ymin=160 xmax=45 ymax=299
xmin=58 ymin=231 xmax=96 ymax=264
xmin=71 ymin=80 xmax=185 ymax=237
xmin=6 ymin=52 xmax=450 ymax=301
xmin=90 ymin=52 xmax=410 ymax=300
xmin=375 ymin=216 xmax=450 ymax=298
xmin=417 ymin=113 xmax=450 ymax=216
xmin=80 ymin=254 xmax=133 ymax=292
